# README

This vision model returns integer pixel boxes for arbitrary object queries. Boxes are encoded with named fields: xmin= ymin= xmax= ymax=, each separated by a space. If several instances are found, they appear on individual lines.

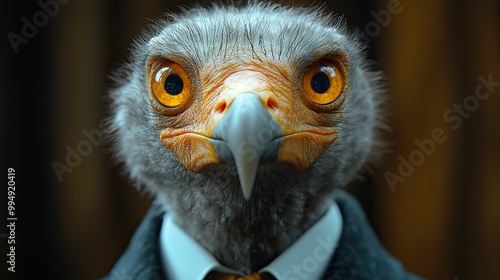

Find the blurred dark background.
xmin=1 ymin=0 xmax=499 ymax=279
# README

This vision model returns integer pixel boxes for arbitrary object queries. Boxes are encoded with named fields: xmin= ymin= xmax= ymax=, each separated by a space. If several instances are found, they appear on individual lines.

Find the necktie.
xmin=204 ymin=271 xmax=276 ymax=280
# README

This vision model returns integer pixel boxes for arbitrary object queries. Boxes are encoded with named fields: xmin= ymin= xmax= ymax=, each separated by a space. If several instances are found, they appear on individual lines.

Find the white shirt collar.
xmin=159 ymin=201 xmax=343 ymax=280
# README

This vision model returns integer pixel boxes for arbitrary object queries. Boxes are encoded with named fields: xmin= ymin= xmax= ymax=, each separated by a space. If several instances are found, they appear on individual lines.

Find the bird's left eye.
xmin=303 ymin=59 xmax=345 ymax=105
xmin=149 ymin=59 xmax=191 ymax=109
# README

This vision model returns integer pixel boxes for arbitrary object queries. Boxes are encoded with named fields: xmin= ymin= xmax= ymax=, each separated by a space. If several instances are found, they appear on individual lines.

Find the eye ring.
xmin=148 ymin=58 xmax=192 ymax=111
xmin=303 ymin=59 xmax=345 ymax=106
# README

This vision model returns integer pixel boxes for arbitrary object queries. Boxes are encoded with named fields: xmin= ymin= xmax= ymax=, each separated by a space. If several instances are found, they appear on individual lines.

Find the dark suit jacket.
xmin=104 ymin=191 xmax=422 ymax=279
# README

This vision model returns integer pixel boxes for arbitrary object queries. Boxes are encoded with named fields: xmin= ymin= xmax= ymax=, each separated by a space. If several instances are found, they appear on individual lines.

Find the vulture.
xmin=105 ymin=2 xmax=421 ymax=280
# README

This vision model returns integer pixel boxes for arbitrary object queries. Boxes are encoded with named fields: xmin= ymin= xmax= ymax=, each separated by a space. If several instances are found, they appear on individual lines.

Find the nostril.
xmin=267 ymin=97 xmax=278 ymax=110
xmin=215 ymin=101 xmax=227 ymax=114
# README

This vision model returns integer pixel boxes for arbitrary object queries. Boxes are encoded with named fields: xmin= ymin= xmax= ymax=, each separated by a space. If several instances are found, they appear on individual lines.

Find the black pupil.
xmin=311 ymin=72 xmax=330 ymax=94
xmin=165 ymin=74 xmax=183 ymax=95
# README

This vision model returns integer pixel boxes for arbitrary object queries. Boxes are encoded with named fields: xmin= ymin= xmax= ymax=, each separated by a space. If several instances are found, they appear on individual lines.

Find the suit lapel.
xmin=104 ymin=203 xmax=165 ymax=280
xmin=323 ymin=191 xmax=420 ymax=279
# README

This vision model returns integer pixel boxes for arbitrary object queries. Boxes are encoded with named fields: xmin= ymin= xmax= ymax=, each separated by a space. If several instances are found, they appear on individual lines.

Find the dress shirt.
xmin=159 ymin=201 xmax=343 ymax=280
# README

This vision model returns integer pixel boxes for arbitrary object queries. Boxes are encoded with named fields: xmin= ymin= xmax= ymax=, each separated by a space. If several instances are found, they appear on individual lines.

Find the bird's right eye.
xmin=303 ymin=59 xmax=345 ymax=106
xmin=149 ymin=59 xmax=191 ymax=109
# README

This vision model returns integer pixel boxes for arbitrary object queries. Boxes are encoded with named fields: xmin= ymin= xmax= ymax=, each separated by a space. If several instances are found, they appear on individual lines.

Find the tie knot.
xmin=205 ymin=271 xmax=276 ymax=280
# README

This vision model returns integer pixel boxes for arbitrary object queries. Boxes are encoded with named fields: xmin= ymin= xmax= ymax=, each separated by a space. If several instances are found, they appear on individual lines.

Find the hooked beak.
xmin=211 ymin=93 xmax=282 ymax=200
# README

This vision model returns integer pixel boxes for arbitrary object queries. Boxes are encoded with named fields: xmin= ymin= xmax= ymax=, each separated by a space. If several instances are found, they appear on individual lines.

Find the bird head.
xmin=110 ymin=3 xmax=384 ymax=270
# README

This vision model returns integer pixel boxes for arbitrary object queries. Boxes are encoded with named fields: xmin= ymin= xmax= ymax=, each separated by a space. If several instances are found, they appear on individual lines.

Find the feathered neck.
xmin=155 ymin=164 xmax=333 ymax=273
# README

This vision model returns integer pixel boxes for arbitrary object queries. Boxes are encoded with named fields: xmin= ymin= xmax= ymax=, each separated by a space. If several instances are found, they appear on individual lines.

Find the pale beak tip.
xmin=241 ymin=185 xmax=252 ymax=201
xmin=237 ymin=164 xmax=256 ymax=201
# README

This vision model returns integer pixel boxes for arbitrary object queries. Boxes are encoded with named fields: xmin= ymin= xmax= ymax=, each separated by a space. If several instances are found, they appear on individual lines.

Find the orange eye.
xmin=303 ymin=59 xmax=345 ymax=105
xmin=149 ymin=59 xmax=191 ymax=108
